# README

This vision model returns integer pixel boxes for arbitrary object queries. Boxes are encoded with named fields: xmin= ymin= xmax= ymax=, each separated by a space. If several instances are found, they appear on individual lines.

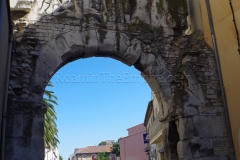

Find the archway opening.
xmin=46 ymin=57 xmax=152 ymax=159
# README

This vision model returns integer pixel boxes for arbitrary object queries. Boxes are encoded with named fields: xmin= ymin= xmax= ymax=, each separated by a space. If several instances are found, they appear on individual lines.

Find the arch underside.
xmin=6 ymin=0 xmax=230 ymax=159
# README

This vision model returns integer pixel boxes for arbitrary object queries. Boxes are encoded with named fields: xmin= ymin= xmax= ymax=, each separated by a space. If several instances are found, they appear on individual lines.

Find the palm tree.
xmin=43 ymin=81 xmax=59 ymax=149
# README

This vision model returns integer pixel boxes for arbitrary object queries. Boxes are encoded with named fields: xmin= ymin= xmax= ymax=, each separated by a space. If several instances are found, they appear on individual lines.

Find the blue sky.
xmin=48 ymin=57 xmax=151 ymax=160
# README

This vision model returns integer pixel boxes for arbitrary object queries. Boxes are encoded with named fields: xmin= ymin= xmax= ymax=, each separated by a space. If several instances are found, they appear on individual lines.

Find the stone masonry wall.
xmin=6 ymin=0 xmax=231 ymax=159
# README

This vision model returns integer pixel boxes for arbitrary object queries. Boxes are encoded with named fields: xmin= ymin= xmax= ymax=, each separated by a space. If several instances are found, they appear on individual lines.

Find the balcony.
xmin=149 ymin=113 xmax=163 ymax=144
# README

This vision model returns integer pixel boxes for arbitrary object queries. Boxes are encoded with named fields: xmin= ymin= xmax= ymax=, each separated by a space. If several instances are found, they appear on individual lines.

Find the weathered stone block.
xmin=182 ymin=55 xmax=198 ymax=64
xmin=138 ymin=52 xmax=155 ymax=70
xmin=130 ymin=0 xmax=150 ymax=24
xmin=122 ymin=40 xmax=142 ymax=66
xmin=199 ymin=106 xmax=217 ymax=115
xmin=207 ymin=89 xmax=215 ymax=94
xmin=176 ymin=118 xmax=195 ymax=140
xmin=214 ymin=147 xmax=229 ymax=156
xmin=199 ymin=138 xmax=213 ymax=157
xmin=207 ymin=95 xmax=217 ymax=99
xmin=177 ymin=140 xmax=192 ymax=159
xmin=97 ymin=29 xmax=115 ymax=53
xmin=62 ymin=30 xmax=84 ymax=47
xmin=193 ymin=116 xmax=210 ymax=138
xmin=46 ymin=34 xmax=71 ymax=57
xmin=184 ymin=106 xmax=199 ymax=116
xmin=207 ymin=116 xmax=224 ymax=137
xmin=81 ymin=30 xmax=99 ymax=57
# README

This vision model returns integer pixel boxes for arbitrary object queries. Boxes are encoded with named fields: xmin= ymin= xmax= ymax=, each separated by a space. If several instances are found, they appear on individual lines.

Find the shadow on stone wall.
xmin=6 ymin=0 xmax=230 ymax=159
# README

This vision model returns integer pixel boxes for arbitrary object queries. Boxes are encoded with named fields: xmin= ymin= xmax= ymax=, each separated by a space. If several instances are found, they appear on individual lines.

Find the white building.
xmin=45 ymin=148 xmax=60 ymax=160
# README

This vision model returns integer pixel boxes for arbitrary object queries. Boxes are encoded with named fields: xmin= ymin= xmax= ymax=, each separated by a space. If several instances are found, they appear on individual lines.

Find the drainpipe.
xmin=0 ymin=0 xmax=13 ymax=159
xmin=0 ymin=26 xmax=13 ymax=160
xmin=205 ymin=1 xmax=236 ymax=159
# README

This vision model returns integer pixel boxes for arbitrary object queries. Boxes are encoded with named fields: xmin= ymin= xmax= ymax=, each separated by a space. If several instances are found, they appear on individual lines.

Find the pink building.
xmin=119 ymin=124 xmax=148 ymax=160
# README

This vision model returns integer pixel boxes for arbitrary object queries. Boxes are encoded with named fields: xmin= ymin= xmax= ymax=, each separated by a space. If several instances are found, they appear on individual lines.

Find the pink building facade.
xmin=119 ymin=124 xmax=148 ymax=160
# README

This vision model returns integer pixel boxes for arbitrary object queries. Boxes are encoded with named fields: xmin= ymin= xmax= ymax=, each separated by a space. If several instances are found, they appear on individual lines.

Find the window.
xmin=81 ymin=154 xmax=87 ymax=158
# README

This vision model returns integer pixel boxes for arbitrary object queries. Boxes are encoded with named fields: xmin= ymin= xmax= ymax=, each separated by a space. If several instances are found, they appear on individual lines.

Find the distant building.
xmin=45 ymin=147 xmax=60 ymax=160
xmin=69 ymin=154 xmax=75 ymax=160
xmin=144 ymin=93 xmax=163 ymax=160
xmin=69 ymin=145 xmax=112 ymax=160
xmin=119 ymin=123 xmax=148 ymax=160
xmin=105 ymin=140 xmax=115 ymax=145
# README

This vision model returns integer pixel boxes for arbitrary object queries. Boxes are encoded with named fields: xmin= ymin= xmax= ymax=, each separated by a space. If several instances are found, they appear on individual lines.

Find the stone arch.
xmin=5 ymin=0 xmax=231 ymax=159
xmin=32 ymin=30 xmax=160 ymax=99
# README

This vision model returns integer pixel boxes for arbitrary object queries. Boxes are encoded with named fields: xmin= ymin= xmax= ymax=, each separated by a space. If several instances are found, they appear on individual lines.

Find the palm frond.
xmin=43 ymin=81 xmax=59 ymax=149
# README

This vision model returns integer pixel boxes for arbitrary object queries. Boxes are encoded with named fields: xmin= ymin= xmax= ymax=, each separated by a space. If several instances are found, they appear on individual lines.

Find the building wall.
xmin=76 ymin=153 xmax=111 ymax=160
xmin=0 ymin=0 xmax=10 ymax=155
xmin=146 ymin=94 xmax=163 ymax=160
xmin=197 ymin=0 xmax=240 ymax=158
xmin=76 ymin=154 xmax=93 ymax=160
xmin=119 ymin=126 xmax=148 ymax=160
xmin=127 ymin=124 xmax=146 ymax=135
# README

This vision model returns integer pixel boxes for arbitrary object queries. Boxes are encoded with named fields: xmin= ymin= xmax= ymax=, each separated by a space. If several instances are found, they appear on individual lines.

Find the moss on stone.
xmin=146 ymin=0 xmax=153 ymax=14
xmin=104 ymin=12 xmax=110 ymax=21
xmin=126 ymin=18 xmax=153 ymax=32
xmin=55 ymin=17 xmax=78 ymax=25
xmin=114 ymin=0 xmax=121 ymax=23
xmin=98 ymin=29 xmax=107 ymax=44
xmin=129 ymin=0 xmax=137 ymax=18
xmin=180 ymin=0 xmax=188 ymax=14
xmin=96 ymin=20 xmax=108 ymax=40
xmin=105 ymin=0 xmax=112 ymax=9
xmin=156 ymin=1 xmax=164 ymax=14
xmin=170 ymin=12 xmax=182 ymax=27
xmin=173 ymin=88 xmax=188 ymax=108
xmin=116 ymin=31 xmax=121 ymax=51
xmin=155 ymin=26 xmax=164 ymax=34
xmin=166 ymin=0 xmax=178 ymax=12
xmin=165 ymin=0 xmax=187 ymax=26
xmin=182 ymin=34 xmax=206 ymax=54
xmin=166 ymin=0 xmax=187 ymax=14
xmin=122 ymin=0 xmax=130 ymax=13
xmin=126 ymin=18 xmax=163 ymax=35
xmin=83 ymin=13 xmax=103 ymax=24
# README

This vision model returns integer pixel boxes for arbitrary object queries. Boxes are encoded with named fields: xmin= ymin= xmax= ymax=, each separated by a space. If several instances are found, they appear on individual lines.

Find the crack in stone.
xmin=186 ymin=86 xmax=204 ymax=106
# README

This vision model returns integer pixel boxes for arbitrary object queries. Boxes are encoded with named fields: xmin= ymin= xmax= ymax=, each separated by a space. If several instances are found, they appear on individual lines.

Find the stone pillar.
xmin=4 ymin=100 xmax=45 ymax=160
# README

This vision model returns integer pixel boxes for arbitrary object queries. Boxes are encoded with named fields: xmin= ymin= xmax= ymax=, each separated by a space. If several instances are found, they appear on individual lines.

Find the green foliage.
xmin=111 ymin=142 xmax=120 ymax=156
xmin=126 ymin=18 xmax=163 ymax=35
xmin=99 ymin=141 xmax=107 ymax=146
xmin=44 ymin=81 xmax=59 ymax=149
xmin=98 ymin=152 xmax=110 ymax=160
xmin=59 ymin=155 xmax=63 ymax=160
